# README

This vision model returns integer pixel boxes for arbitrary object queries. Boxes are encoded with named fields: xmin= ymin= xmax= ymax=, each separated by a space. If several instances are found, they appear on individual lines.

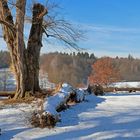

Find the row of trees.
xmin=0 ymin=68 xmax=16 ymax=91
xmin=89 ymin=55 xmax=140 ymax=86
xmin=0 ymin=50 xmax=10 ymax=68
xmin=40 ymin=53 xmax=140 ymax=87
xmin=40 ymin=52 xmax=96 ymax=87
xmin=113 ymin=57 xmax=140 ymax=81
xmin=0 ymin=49 xmax=140 ymax=88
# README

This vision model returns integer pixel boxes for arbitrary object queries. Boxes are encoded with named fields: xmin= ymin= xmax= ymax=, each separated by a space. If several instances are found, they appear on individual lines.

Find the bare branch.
xmin=0 ymin=0 xmax=16 ymax=40
xmin=37 ymin=8 xmax=48 ymax=19
xmin=21 ymin=1 xmax=84 ymax=51
xmin=42 ymin=17 xmax=84 ymax=50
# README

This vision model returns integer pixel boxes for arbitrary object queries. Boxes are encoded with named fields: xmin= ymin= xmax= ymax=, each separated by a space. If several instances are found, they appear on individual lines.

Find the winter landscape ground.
xmin=1 ymin=91 xmax=140 ymax=140
xmin=1 ymin=0 xmax=140 ymax=139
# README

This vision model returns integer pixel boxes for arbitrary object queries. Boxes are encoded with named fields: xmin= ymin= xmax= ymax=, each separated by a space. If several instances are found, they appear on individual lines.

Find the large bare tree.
xmin=0 ymin=0 xmax=82 ymax=99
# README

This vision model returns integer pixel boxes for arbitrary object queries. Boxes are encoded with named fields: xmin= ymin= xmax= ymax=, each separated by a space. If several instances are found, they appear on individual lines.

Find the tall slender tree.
xmin=0 ymin=0 xmax=82 ymax=99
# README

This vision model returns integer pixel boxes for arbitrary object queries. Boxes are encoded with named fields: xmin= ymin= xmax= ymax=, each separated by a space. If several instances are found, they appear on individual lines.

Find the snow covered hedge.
xmin=31 ymin=83 xmax=90 ymax=128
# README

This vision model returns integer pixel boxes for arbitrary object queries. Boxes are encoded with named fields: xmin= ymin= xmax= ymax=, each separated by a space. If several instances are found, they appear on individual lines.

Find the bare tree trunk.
xmin=26 ymin=4 xmax=47 ymax=93
xmin=0 ymin=0 xmax=24 ymax=98
xmin=0 ymin=1 xmax=47 ymax=99
xmin=13 ymin=0 xmax=27 ymax=98
xmin=0 ymin=0 xmax=80 ymax=100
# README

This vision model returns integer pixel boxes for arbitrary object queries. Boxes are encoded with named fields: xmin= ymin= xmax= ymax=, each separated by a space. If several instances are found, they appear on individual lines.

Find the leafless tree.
xmin=0 ymin=0 xmax=83 ymax=99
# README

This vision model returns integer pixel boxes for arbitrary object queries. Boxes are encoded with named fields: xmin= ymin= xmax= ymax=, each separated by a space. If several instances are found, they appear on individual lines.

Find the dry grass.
xmin=34 ymin=89 xmax=54 ymax=98
xmin=0 ymin=89 xmax=55 ymax=106
xmin=1 ymin=97 xmax=35 ymax=105
xmin=0 ymin=91 xmax=15 ymax=98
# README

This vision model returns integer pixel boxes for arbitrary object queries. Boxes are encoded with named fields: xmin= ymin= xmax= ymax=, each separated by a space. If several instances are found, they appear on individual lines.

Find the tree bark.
xmin=13 ymin=0 xmax=27 ymax=98
xmin=0 ymin=0 xmax=47 ymax=99
xmin=26 ymin=4 xmax=47 ymax=93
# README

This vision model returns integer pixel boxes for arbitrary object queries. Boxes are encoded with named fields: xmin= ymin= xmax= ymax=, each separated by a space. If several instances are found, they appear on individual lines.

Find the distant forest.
xmin=0 ymin=51 xmax=10 ymax=68
xmin=113 ymin=55 xmax=140 ymax=82
xmin=40 ymin=52 xmax=96 ymax=86
xmin=0 ymin=50 xmax=140 ymax=86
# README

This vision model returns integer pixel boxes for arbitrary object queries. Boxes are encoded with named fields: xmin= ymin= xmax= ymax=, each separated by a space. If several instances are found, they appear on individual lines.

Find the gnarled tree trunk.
xmin=26 ymin=4 xmax=45 ymax=93
xmin=0 ymin=0 xmax=79 ymax=99
xmin=0 ymin=0 xmax=47 ymax=99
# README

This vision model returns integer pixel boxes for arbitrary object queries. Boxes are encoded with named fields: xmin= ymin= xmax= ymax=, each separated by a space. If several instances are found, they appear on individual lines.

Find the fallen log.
xmin=0 ymin=92 xmax=15 ymax=98
xmin=104 ymin=87 xmax=140 ymax=92
xmin=31 ymin=83 xmax=87 ymax=128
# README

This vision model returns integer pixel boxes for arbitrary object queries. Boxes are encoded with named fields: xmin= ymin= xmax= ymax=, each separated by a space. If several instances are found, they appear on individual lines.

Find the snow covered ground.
xmin=0 ymin=68 xmax=55 ymax=91
xmin=110 ymin=81 xmax=140 ymax=88
xmin=1 ymin=92 xmax=140 ymax=140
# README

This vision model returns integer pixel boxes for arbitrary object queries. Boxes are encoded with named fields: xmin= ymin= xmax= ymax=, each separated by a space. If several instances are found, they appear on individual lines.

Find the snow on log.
xmin=43 ymin=83 xmax=75 ymax=120
xmin=31 ymin=83 xmax=88 ymax=128
xmin=75 ymin=89 xmax=85 ymax=102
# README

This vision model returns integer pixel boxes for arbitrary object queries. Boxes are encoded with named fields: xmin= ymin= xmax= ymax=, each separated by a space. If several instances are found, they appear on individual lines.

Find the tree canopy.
xmin=88 ymin=57 xmax=120 ymax=86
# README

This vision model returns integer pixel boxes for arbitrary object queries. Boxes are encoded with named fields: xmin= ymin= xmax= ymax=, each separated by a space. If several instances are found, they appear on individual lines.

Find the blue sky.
xmin=1 ymin=0 xmax=140 ymax=58
xmin=57 ymin=0 xmax=140 ymax=58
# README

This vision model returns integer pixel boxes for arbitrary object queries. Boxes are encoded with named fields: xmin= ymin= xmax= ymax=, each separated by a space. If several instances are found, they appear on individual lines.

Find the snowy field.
xmin=1 ymin=92 xmax=140 ymax=140
xmin=111 ymin=81 xmax=140 ymax=88
xmin=0 ymin=68 xmax=55 ymax=91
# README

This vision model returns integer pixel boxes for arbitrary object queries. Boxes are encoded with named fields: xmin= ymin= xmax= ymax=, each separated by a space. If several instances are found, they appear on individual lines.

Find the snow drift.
xmin=32 ymin=83 xmax=89 ymax=128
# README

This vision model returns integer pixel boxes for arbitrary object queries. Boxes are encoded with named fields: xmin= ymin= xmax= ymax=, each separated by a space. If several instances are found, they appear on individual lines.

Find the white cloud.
xmin=1 ymin=21 xmax=140 ymax=58
xmin=81 ymin=23 xmax=140 ymax=34
xmin=78 ymin=23 xmax=140 ymax=58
